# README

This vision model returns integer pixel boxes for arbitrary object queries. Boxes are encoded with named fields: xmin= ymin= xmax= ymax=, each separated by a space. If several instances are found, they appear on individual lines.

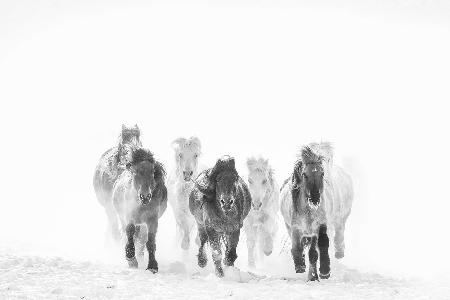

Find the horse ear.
xmin=189 ymin=136 xmax=201 ymax=153
xmin=122 ymin=124 xmax=126 ymax=131
xmin=171 ymin=138 xmax=186 ymax=151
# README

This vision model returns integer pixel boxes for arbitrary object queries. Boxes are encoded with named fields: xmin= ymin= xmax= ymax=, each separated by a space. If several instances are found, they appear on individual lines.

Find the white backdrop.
xmin=1 ymin=0 xmax=449 ymax=283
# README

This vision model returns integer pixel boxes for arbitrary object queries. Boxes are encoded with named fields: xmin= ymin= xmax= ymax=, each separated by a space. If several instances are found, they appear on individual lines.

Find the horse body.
xmin=167 ymin=137 xmax=202 ymax=250
xmin=112 ymin=148 xmax=167 ymax=272
xmin=310 ymin=142 xmax=354 ymax=258
xmin=93 ymin=125 xmax=142 ymax=240
xmin=243 ymin=157 xmax=279 ymax=267
xmin=189 ymin=156 xmax=251 ymax=277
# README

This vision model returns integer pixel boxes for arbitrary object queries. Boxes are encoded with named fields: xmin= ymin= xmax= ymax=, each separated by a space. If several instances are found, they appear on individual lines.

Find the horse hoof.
xmin=198 ymin=253 xmax=207 ymax=268
xmin=147 ymin=260 xmax=158 ymax=272
xmin=215 ymin=266 xmax=224 ymax=278
xmin=335 ymin=251 xmax=344 ymax=259
xmin=223 ymin=258 xmax=234 ymax=267
xmin=307 ymin=275 xmax=319 ymax=282
xmin=264 ymin=250 xmax=273 ymax=256
xmin=127 ymin=257 xmax=138 ymax=268
xmin=319 ymin=272 xmax=330 ymax=279
xmin=295 ymin=266 xmax=306 ymax=273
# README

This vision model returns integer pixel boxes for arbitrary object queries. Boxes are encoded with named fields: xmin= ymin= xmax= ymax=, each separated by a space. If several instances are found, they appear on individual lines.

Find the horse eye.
xmin=248 ymin=179 xmax=253 ymax=185
xmin=179 ymin=154 xmax=183 ymax=159
xmin=230 ymin=199 xmax=234 ymax=205
xmin=302 ymin=172 xmax=307 ymax=178
xmin=194 ymin=154 xmax=198 ymax=158
xmin=262 ymin=179 xmax=267 ymax=185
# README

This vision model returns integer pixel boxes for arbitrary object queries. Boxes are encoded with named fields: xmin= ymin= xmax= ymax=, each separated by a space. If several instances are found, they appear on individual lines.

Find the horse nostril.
xmin=189 ymin=171 xmax=193 ymax=176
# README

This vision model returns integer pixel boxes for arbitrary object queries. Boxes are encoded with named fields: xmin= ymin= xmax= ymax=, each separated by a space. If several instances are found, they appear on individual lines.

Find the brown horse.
xmin=189 ymin=156 xmax=251 ymax=277
xmin=112 ymin=147 xmax=167 ymax=272
xmin=93 ymin=125 xmax=142 ymax=241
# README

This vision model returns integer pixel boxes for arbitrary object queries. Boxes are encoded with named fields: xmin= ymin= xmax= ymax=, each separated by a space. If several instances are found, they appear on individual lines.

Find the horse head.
xmin=127 ymin=148 xmax=165 ymax=205
xmin=247 ymin=157 xmax=272 ymax=211
xmin=300 ymin=146 xmax=325 ymax=208
xmin=292 ymin=146 xmax=325 ymax=210
xmin=120 ymin=124 xmax=142 ymax=147
xmin=197 ymin=156 xmax=240 ymax=217
xmin=172 ymin=136 xmax=201 ymax=182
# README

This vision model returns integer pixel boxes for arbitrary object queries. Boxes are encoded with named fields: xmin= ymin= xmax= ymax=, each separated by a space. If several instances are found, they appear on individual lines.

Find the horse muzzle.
xmin=252 ymin=201 xmax=263 ymax=211
xmin=183 ymin=170 xmax=194 ymax=181
xmin=139 ymin=192 xmax=152 ymax=205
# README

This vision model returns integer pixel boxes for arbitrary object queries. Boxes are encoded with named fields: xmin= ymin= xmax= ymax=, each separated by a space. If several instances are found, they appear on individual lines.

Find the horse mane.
xmin=298 ymin=145 xmax=324 ymax=165
xmin=291 ymin=159 xmax=303 ymax=211
xmin=247 ymin=157 xmax=275 ymax=187
xmin=309 ymin=141 xmax=334 ymax=165
xmin=154 ymin=161 xmax=167 ymax=182
xmin=196 ymin=156 xmax=237 ymax=202
xmin=130 ymin=148 xmax=154 ymax=165
xmin=129 ymin=148 xmax=166 ymax=181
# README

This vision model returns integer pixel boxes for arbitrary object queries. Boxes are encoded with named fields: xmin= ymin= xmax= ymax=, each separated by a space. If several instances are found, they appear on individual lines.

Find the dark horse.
xmin=112 ymin=147 xmax=167 ymax=272
xmin=280 ymin=146 xmax=330 ymax=281
xmin=189 ymin=156 xmax=251 ymax=277
xmin=93 ymin=124 xmax=142 ymax=241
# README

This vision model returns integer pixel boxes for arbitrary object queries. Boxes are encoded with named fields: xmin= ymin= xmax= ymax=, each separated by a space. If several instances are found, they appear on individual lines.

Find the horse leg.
xmin=261 ymin=227 xmax=274 ymax=256
xmin=197 ymin=225 xmax=208 ymax=268
xmin=307 ymin=236 xmax=319 ymax=281
xmin=334 ymin=220 xmax=346 ymax=259
xmin=134 ymin=224 xmax=147 ymax=259
xmin=125 ymin=223 xmax=138 ymax=268
xmin=246 ymin=225 xmax=257 ymax=268
xmin=105 ymin=202 xmax=120 ymax=242
xmin=318 ymin=224 xmax=330 ymax=279
xmin=180 ymin=216 xmax=191 ymax=251
xmin=291 ymin=229 xmax=306 ymax=273
xmin=206 ymin=227 xmax=224 ymax=277
xmin=146 ymin=217 xmax=159 ymax=273
xmin=224 ymin=230 xmax=240 ymax=267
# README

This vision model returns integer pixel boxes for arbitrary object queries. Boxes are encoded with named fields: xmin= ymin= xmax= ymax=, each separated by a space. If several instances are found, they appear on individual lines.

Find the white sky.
xmin=1 ymin=0 xmax=449 ymax=283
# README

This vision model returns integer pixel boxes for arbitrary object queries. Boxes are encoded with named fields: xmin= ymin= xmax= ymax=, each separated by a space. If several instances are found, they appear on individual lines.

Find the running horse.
xmin=93 ymin=124 xmax=142 ymax=241
xmin=112 ymin=147 xmax=167 ymax=272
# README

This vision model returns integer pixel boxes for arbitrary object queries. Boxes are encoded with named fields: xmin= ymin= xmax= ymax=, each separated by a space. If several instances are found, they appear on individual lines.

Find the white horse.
xmin=167 ymin=136 xmax=203 ymax=250
xmin=243 ymin=157 xmax=279 ymax=267
xmin=310 ymin=142 xmax=353 ymax=259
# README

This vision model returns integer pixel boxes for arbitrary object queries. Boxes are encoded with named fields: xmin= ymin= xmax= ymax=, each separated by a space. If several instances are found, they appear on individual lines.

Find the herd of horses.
xmin=93 ymin=125 xmax=354 ymax=281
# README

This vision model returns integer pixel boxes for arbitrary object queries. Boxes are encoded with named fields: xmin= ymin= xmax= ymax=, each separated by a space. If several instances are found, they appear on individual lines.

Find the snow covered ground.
xmin=2 ymin=247 xmax=449 ymax=300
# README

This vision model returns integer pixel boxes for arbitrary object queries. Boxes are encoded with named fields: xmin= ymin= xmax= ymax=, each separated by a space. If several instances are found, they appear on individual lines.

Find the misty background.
xmin=1 ymin=0 xmax=449 ymax=283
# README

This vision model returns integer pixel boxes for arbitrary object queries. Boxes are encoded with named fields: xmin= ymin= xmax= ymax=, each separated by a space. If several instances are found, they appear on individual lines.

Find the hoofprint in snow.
xmin=1 ymin=249 xmax=449 ymax=300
